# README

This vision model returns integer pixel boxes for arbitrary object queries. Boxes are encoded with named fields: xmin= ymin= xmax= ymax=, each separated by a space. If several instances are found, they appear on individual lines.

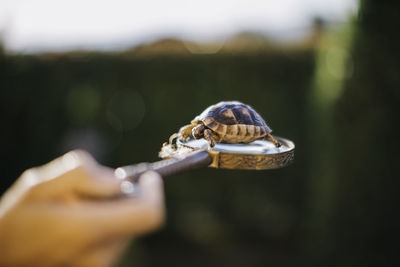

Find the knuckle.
xmin=69 ymin=149 xmax=90 ymax=157
xmin=65 ymin=150 xmax=94 ymax=165
xmin=61 ymin=150 xmax=97 ymax=175
xmin=20 ymin=167 xmax=39 ymax=185
xmin=21 ymin=167 xmax=37 ymax=178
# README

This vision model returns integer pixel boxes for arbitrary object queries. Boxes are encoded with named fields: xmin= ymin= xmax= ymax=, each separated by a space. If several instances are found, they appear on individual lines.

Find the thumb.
xmin=27 ymin=150 xmax=123 ymax=200
xmin=65 ymin=150 xmax=123 ymax=199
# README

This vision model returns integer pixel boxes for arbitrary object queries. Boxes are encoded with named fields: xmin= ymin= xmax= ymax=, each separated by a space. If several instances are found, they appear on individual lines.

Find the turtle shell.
xmin=193 ymin=101 xmax=272 ymax=143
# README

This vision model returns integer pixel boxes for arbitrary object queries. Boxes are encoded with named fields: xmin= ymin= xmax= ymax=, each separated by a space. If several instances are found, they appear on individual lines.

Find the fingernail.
xmin=120 ymin=181 xmax=141 ymax=197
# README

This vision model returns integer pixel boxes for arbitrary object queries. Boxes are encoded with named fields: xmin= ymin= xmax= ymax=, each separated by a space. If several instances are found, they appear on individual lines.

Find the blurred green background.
xmin=1 ymin=0 xmax=399 ymax=266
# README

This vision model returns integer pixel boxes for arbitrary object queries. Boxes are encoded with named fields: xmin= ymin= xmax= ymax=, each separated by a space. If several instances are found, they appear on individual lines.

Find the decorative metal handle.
xmin=115 ymin=149 xmax=212 ymax=182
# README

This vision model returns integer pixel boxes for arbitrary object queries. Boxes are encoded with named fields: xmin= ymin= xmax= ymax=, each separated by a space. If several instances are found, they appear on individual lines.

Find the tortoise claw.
xmin=266 ymin=133 xmax=281 ymax=147
xmin=169 ymin=133 xmax=179 ymax=143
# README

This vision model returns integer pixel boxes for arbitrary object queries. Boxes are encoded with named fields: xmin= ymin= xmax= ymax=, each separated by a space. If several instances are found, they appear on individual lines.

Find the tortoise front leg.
xmin=265 ymin=133 xmax=281 ymax=147
xmin=178 ymin=124 xmax=195 ymax=141
xmin=192 ymin=124 xmax=205 ymax=139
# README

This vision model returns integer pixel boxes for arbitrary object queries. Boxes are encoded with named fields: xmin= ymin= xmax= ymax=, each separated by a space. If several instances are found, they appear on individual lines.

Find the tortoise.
xmin=176 ymin=101 xmax=281 ymax=147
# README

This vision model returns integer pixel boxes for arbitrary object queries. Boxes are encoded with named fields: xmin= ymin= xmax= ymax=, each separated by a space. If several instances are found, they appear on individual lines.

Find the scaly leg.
xmin=204 ymin=129 xmax=217 ymax=147
xmin=192 ymin=124 xmax=205 ymax=139
xmin=265 ymin=133 xmax=281 ymax=147
xmin=178 ymin=124 xmax=195 ymax=141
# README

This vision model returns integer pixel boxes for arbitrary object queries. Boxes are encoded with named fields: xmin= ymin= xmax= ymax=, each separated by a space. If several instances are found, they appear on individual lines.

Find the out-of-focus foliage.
xmin=0 ymin=41 xmax=314 ymax=266
xmin=1 ymin=0 xmax=398 ymax=265
xmin=302 ymin=20 xmax=356 ymax=265
xmin=330 ymin=0 xmax=400 ymax=265
xmin=304 ymin=0 xmax=400 ymax=266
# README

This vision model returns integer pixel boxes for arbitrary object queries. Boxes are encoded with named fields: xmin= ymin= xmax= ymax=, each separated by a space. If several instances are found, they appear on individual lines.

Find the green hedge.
xmin=1 ymin=49 xmax=315 ymax=266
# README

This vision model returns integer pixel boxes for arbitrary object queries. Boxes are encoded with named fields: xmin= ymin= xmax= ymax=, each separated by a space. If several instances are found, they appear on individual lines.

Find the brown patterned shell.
xmin=192 ymin=101 xmax=272 ymax=143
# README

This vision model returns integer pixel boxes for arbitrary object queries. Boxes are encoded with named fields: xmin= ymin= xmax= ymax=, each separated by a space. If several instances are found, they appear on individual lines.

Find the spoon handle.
xmin=115 ymin=150 xmax=211 ymax=181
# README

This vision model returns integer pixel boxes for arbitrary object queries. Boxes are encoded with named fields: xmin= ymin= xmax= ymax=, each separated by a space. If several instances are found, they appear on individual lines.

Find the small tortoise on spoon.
xmin=174 ymin=101 xmax=281 ymax=148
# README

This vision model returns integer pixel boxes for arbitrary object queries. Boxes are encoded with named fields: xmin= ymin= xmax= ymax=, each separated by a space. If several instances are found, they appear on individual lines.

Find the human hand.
xmin=0 ymin=150 xmax=165 ymax=267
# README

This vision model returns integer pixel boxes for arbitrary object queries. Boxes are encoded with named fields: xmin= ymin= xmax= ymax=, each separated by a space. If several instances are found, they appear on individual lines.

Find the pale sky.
xmin=0 ymin=0 xmax=358 ymax=53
